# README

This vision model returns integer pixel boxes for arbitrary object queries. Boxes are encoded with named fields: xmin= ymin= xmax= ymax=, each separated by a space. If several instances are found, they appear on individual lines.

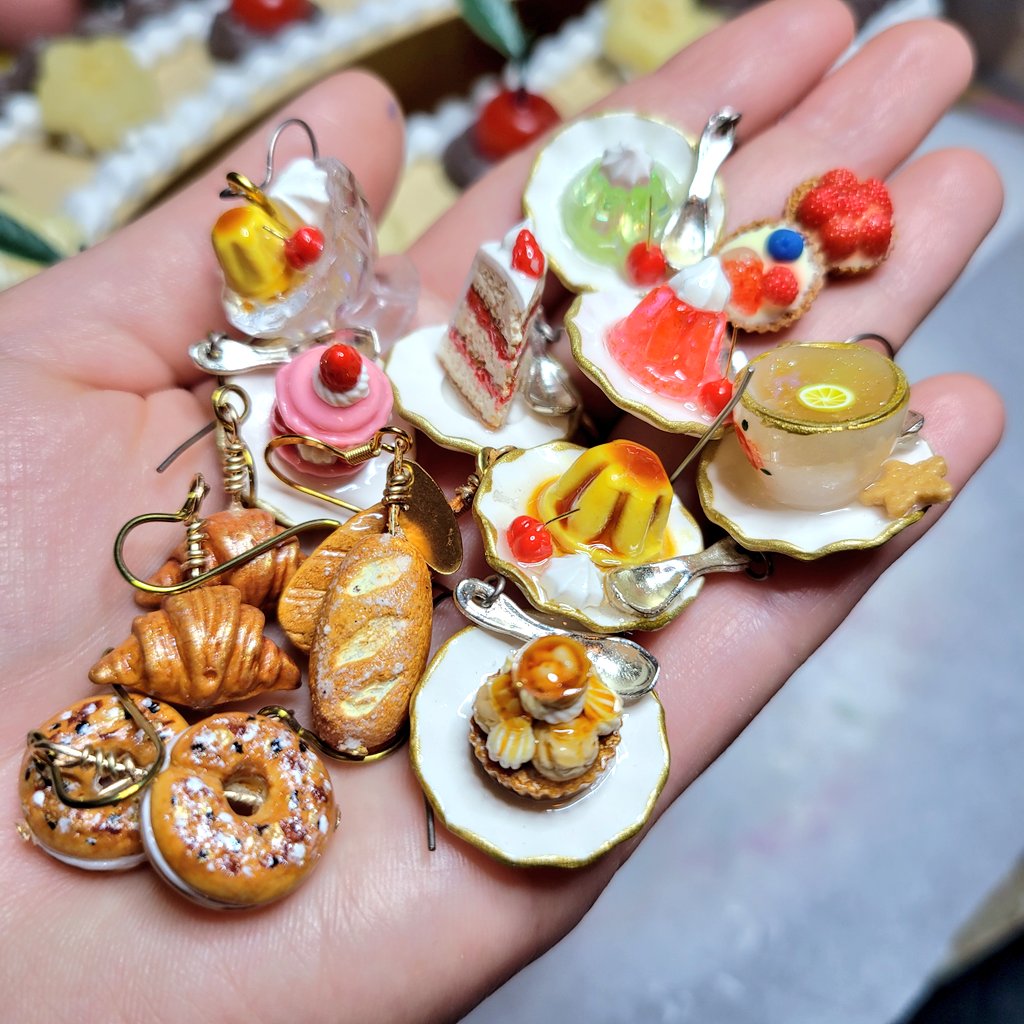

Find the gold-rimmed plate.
xmin=409 ymin=626 xmax=669 ymax=869
xmin=473 ymin=442 xmax=705 ymax=633
xmin=522 ymin=111 xmax=725 ymax=294
xmin=565 ymin=291 xmax=727 ymax=438
xmin=386 ymin=325 xmax=578 ymax=456
xmin=697 ymin=430 xmax=931 ymax=559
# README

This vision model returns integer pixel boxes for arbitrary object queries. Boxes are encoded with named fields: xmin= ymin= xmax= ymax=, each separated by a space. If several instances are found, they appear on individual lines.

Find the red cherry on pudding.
xmin=231 ymin=0 xmax=313 ymax=33
xmin=474 ymin=88 xmax=560 ymax=160
xmin=506 ymin=515 xmax=552 ymax=564
xmin=511 ymin=229 xmax=545 ymax=278
xmin=284 ymin=225 xmax=324 ymax=270
xmin=626 ymin=241 xmax=668 ymax=286
xmin=699 ymin=378 xmax=733 ymax=417
xmin=319 ymin=343 xmax=362 ymax=393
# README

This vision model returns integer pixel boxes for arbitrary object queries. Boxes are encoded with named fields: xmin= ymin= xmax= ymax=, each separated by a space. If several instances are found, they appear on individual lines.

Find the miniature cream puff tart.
xmin=469 ymin=636 xmax=623 ymax=801
xmin=715 ymin=219 xmax=825 ymax=333
xmin=141 ymin=712 xmax=337 ymax=909
xmin=270 ymin=340 xmax=393 ymax=478
xmin=19 ymin=694 xmax=186 ymax=871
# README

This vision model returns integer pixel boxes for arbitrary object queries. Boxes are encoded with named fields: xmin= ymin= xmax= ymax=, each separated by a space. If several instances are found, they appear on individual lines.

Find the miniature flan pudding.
xmin=438 ymin=222 xmax=546 ymax=428
xmin=270 ymin=341 xmax=392 ymax=477
xmin=562 ymin=142 xmax=676 ymax=270
xmin=470 ymin=635 xmax=623 ymax=800
xmin=536 ymin=440 xmax=673 ymax=568
xmin=605 ymin=256 xmax=731 ymax=408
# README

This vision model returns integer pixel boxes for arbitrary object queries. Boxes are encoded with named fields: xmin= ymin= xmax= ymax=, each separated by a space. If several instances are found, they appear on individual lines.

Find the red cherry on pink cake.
xmin=231 ymin=0 xmax=313 ymax=33
xmin=512 ymin=229 xmax=545 ymax=278
xmin=284 ymin=225 xmax=325 ymax=270
xmin=506 ymin=515 xmax=553 ymax=564
xmin=319 ymin=343 xmax=362 ymax=393
xmin=626 ymin=241 xmax=668 ymax=286
xmin=474 ymin=88 xmax=560 ymax=160
xmin=699 ymin=377 xmax=733 ymax=417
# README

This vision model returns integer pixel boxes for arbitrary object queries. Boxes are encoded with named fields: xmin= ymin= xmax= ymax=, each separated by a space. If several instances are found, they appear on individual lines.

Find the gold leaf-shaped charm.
xmin=405 ymin=461 xmax=463 ymax=576
xmin=309 ymin=533 xmax=432 ymax=754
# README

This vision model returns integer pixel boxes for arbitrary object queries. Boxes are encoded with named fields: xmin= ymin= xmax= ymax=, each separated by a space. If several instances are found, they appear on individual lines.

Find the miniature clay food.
xmin=562 ymin=142 xmax=676 ymax=269
xmin=470 ymin=636 xmax=623 ymax=800
xmin=605 ymin=255 xmax=731 ymax=409
xmin=536 ymin=440 xmax=673 ymax=568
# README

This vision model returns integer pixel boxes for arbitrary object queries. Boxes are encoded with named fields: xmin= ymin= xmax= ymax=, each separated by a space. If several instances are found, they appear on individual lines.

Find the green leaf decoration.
xmin=459 ymin=0 xmax=528 ymax=62
xmin=0 ymin=210 xmax=63 ymax=265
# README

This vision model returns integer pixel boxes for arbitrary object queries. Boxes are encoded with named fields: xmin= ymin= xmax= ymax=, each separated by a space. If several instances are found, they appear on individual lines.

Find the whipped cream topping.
xmin=600 ymin=143 xmax=652 ymax=188
xmin=313 ymin=361 xmax=370 ymax=407
xmin=541 ymin=552 xmax=606 ymax=611
xmin=268 ymin=156 xmax=331 ymax=231
xmin=477 ymin=219 xmax=546 ymax=310
xmin=520 ymin=686 xmax=587 ymax=725
xmin=668 ymin=255 xmax=731 ymax=312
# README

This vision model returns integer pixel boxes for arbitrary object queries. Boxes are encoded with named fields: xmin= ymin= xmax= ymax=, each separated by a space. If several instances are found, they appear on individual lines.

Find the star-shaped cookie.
xmin=859 ymin=455 xmax=953 ymax=519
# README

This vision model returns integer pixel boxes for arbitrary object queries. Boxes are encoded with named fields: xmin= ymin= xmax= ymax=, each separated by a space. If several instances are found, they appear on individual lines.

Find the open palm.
xmin=0 ymin=2 xmax=1004 ymax=1020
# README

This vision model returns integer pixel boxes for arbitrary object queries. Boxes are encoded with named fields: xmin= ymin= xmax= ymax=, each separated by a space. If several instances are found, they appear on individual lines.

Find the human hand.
xmin=0 ymin=2 xmax=1003 ymax=1021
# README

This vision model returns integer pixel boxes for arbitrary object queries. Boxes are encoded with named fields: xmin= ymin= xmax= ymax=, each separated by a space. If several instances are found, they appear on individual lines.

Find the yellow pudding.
xmin=211 ymin=205 xmax=294 ymax=302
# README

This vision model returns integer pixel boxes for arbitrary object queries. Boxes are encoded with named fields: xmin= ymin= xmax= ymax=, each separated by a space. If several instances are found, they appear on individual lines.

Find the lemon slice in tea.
xmin=797 ymin=383 xmax=855 ymax=411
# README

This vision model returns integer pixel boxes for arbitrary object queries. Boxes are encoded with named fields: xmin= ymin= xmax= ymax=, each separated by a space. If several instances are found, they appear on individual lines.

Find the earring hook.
xmin=220 ymin=118 xmax=320 ymax=209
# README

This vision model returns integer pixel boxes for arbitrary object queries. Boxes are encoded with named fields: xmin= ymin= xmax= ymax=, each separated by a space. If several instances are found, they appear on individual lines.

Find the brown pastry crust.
xmin=469 ymin=721 xmax=620 ymax=801
xmin=277 ymin=506 xmax=386 ymax=652
xmin=309 ymin=531 xmax=432 ymax=754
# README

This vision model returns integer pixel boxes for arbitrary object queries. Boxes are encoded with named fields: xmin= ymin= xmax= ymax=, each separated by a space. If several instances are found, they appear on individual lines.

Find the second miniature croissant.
xmin=90 ymin=585 xmax=300 ymax=708
xmin=135 ymin=505 xmax=303 ymax=609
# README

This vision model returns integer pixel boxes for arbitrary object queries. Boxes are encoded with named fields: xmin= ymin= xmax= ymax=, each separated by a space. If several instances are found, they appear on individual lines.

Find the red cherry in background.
xmin=284 ymin=225 xmax=324 ymax=270
xmin=231 ymin=0 xmax=313 ymax=33
xmin=319 ymin=343 xmax=362 ymax=393
xmin=511 ymin=229 xmax=545 ymax=278
xmin=626 ymin=241 xmax=668 ymax=286
xmin=699 ymin=378 xmax=733 ymax=417
xmin=506 ymin=515 xmax=553 ymax=564
xmin=474 ymin=88 xmax=560 ymax=160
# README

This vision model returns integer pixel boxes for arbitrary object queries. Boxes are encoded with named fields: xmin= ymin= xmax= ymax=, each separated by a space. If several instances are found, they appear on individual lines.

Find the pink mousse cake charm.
xmin=270 ymin=341 xmax=393 ymax=477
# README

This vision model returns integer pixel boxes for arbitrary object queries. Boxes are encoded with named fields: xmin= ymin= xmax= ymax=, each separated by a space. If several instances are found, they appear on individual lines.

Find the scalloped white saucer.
xmin=225 ymin=369 xmax=412 ymax=527
xmin=385 ymin=325 xmax=576 ymax=455
xmin=522 ymin=112 xmax=725 ymax=294
xmin=565 ymin=289 xmax=733 ymax=437
xmin=698 ymin=431 xmax=933 ymax=559
xmin=410 ymin=626 xmax=669 ymax=868
xmin=473 ymin=442 xmax=705 ymax=633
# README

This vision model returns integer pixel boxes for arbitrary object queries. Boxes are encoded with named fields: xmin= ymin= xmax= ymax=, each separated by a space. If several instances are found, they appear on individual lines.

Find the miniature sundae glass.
xmin=736 ymin=342 xmax=910 ymax=510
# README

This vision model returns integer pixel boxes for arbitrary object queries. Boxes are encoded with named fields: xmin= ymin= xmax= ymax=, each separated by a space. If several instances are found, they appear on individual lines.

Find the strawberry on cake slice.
xmin=438 ymin=223 xmax=546 ymax=429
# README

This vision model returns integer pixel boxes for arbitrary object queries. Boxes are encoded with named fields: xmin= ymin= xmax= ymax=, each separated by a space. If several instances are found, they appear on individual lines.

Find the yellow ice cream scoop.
xmin=211 ymin=205 xmax=294 ymax=302
xmin=538 ymin=440 xmax=672 ymax=567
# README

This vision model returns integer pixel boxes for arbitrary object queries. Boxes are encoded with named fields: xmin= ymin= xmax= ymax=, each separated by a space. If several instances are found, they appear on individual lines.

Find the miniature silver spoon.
xmin=661 ymin=108 xmax=741 ymax=269
xmin=189 ymin=326 xmax=382 ymax=375
xmin=521 ymin=319 xmax=579 ymax=418
xmin=454 ymin=577 xmax=659 ymax=702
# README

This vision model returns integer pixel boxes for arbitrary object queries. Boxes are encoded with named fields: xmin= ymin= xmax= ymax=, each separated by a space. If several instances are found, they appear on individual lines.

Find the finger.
xmin=641 ymin=374 xmax=1003 ymax=802
xmin=410 ymin=0 xmax=857 ymax=303
xmin=1 ymin=71 xmax=406 ymax=391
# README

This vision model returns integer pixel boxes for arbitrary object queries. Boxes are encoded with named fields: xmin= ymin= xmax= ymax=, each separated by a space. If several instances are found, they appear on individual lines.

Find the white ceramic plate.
xmin=225 ymin=369 xmax=410 ymax=527
xmin=473 ymin=442 xmax=705 ymax=633
xmin=697 ymin=431 xmax=933 ymax=559
xmin=523 ymin=112 xmax=725 ymax=294
xmin=386 ymin=325 xmax=577 ymax=455
xmin=565 ymin=290 xmax=731 ymax=437
xmin=410 ymin=626 xmax=669 ymax=868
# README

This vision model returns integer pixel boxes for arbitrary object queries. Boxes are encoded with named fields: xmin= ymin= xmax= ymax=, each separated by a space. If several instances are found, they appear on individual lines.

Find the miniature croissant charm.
xmin=90 ymin=585 xmax=300 ymax=707
xmin=135 ymin=506 xmax=303 ymax=609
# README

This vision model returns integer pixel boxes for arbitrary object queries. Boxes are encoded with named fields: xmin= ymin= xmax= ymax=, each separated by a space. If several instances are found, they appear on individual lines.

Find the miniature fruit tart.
xmin=523 ymin=112 xmax=725 ymax=293
xmin=473 ymin=440 xmax=705 ymax=633
xmin=469 ymin=636 xmax=624 ymax=801
xmin=785 ymin=168 xmax=894 ymax=274
xmin=410 ymin=626 xmax=669 ymax=868
xmin=715 ymin=219 xmax=825 ymax=333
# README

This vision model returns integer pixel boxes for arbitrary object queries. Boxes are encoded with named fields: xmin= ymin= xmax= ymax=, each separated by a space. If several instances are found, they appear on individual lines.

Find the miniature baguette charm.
xmin=309 ymin=532 xmax=431 ymax=754
xmin=136 ymin=506 xmax=303 ymax=609
xmin=89 ymin=585 xmax=300 ymax=707
xmin=277 ymin=506 xmax=385 ymax=652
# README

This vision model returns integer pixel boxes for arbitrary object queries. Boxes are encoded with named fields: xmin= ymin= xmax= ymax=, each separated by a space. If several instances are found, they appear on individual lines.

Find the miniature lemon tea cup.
xmin=734 ymin=342 xmax=911 ymax=510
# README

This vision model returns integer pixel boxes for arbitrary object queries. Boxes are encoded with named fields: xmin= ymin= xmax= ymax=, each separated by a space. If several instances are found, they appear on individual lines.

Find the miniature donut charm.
xmin=19 ymin=694 xmax=186 ymax=871
xmin=141 ymin=712 xmax=337 ymax=909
